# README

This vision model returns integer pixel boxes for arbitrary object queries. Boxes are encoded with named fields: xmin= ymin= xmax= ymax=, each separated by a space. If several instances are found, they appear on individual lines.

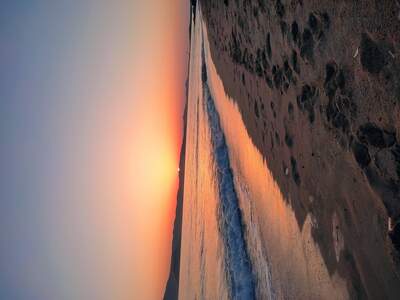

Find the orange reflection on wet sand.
xmin=203 ymin=21 xmax=349 ymax=299
xmin=179 ymin=11 xmax=229 ymax=299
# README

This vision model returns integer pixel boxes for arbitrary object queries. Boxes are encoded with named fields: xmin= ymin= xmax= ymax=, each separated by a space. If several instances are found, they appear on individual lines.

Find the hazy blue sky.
xmin=0 ymin=1 xmax=188 ymax=299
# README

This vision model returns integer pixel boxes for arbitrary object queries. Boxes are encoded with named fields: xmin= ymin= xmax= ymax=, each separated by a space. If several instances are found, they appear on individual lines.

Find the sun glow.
xmin=127 ymin=106 xmax=181 ymax=298
xmin=136 ymin=144 xmax=177 ymax=195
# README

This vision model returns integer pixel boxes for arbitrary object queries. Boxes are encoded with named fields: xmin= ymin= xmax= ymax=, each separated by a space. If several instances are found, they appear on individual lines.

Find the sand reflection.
xmin=178 ymin=10 xmax=229 ymax=300
xmin=203 ymin=22 xmax=349 ymax=300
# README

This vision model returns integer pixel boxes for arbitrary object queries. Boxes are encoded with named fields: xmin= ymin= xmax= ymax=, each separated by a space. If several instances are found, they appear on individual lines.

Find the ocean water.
xmin=179 ymin=5 xmax=349 ymax=300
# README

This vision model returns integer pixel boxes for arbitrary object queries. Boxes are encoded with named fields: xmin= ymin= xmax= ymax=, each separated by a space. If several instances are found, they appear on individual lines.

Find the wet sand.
xmin=178 ymin=13 xmax=229 ymax=299
xmin=204 ymin=22 xmax=349 ymax=299
xmin=200 ymin=0 xmax=400 ymax=298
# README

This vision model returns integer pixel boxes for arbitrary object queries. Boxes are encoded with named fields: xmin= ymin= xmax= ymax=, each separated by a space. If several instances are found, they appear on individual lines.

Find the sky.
xmin=0 ymin=1 xmax=188 ymax=299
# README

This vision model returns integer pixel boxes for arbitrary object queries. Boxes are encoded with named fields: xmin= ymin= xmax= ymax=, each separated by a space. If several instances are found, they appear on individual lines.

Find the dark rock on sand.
xmin=275 ymin=0 xmax=285 ymax=18
xmin=357 ymin=123 xmax=396 ymax=149
xmin=291 ymin=50 xmax=300 ymax=74
xmin=285 ymin=129 xmax=293 ymax=148
xmin=352 ymin=141 xmax=371 ymax=168
xmin=291 ymin=21 xmax=299 ymax=45
xmin=297 ymin=84 xmax=317 ymax=123
xmin=324 ymin=62 xmax=338 ymax=99
xmin=360 ymin=33 xmax=386 ymax=74
xmin=290 ymin=156 xmax=301 ymax=186
xmin=308 ymin=13 xmax=319 ymax=34
xmin=266 ymin=32 xmax=272 ymax=59
xmin=300 ymin=28 xmax=314 ymax=62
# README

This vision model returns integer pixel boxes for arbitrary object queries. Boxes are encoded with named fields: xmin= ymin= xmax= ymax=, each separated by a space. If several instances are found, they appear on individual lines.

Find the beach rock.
xmin=352 ymin=141 xmax=371 ymax=168
xmin=357 ymin=123 xmax=396 ymax=149
xmin=360 ymin=33 xmax=386 ymax=74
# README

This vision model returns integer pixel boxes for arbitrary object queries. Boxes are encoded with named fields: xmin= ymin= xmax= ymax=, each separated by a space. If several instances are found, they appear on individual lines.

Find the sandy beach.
xmin=199 ymin=0 xmax=400 ymax=298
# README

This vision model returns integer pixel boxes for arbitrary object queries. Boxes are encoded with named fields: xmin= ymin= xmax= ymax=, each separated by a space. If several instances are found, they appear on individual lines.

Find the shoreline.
xmin=200 ymin=0 xmax=400 ymax=297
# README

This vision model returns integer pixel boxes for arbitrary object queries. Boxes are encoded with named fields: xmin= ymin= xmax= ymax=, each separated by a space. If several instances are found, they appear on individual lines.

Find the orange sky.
xmin=0 ymin=1 xmax=188 ymax=299
xmin=128 ymin=1 xmax=189 ymax=299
